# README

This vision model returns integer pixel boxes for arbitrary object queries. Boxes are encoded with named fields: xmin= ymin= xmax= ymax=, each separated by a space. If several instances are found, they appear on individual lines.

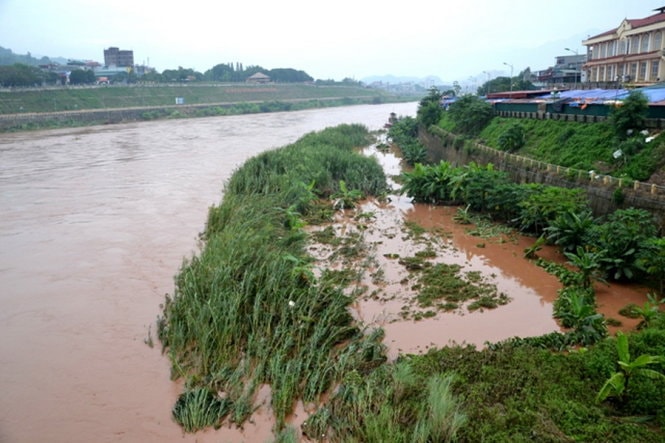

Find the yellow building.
xmin=583 ymin=7 xmax=665 ymax=85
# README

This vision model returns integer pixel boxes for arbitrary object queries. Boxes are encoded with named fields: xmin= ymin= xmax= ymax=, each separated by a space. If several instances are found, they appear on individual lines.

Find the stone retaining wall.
xmin=420 ymin=127 xmax=665 ymax=230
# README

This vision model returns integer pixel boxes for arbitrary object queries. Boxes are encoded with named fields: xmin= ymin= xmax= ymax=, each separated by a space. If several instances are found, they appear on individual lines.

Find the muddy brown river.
xmin=0 ymin=103 xmax=649 ymax=442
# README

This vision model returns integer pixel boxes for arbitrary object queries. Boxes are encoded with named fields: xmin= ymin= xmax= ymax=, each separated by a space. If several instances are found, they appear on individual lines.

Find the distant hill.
xmin=0 ymin=46 xmax=68 ymax=66
xmin=361 ymin=74 xmax=441 ymax=84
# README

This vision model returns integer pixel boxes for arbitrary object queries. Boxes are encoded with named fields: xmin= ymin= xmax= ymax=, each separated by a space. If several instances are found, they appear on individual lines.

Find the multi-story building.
xmin=582 ymin=7 xmax=665 ymax=85
xmin=103 ymin=47 xmax=134 ymax=68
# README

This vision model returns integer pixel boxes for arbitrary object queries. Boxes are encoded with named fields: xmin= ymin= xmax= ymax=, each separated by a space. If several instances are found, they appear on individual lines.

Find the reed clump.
xmin=158 ymin=124 xmax=390 ymax=431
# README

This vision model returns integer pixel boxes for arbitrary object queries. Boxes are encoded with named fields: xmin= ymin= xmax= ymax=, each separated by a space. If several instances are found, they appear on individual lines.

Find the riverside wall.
xmin=419 ymin=127 xmax=665 ymax=230
xmin=0 ymin=103 xmax=241 ymax=130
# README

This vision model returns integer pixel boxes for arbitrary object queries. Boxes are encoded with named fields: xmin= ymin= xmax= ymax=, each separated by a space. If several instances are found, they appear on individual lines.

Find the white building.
xmin=583 ymin=7 xmax=665 ymax=84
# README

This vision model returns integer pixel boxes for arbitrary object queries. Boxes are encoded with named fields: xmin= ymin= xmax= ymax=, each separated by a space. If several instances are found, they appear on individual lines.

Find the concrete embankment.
xmin=0 ymin=97 xmax=372 ymax=131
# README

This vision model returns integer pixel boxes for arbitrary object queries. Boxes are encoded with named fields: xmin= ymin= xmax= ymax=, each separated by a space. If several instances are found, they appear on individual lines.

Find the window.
xmin=630 ymin=63 xmax=638 ymax=80
xmin=608 ymin=40 xmax=615 ymax=57
xmin=640 ymin=62 xmax=647 ymax=81
xmin=607 ymin=65 xmax=614 ymax=81
xmin=631 ymin=36 xmax=640 ymax=54
xmin=655 ymin=32 xmax=663 ymax=51
xmin=619 ymin=39 xmax=627 ymax=55
xmin=641 ymin=34 xmax=650 ymax=52
xmin=652 ymin=60 xmax=660 ymax=81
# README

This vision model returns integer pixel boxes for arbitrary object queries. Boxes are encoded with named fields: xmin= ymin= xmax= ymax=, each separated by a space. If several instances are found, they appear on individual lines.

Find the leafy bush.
xmin=592 ymin=208 xmax=658 ymax=281
xmin=497 ymin=123 xmax=526 ymax=152
xmin=517 ymin=185 xmax=588 ymax=234
xmin=544 ymin=210 xmax=596 ymax=252
xmin=446 ymin=95 xmax=494 ymax=136
xmin=417 ymin=88 xmax=444 ymax=127
xmin=609 ymin=91 xmax=649 ymax=140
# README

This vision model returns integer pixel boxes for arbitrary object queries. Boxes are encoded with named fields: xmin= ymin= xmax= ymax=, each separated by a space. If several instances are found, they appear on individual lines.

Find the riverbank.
xmin=158 ymin=122 xmax=664 ymax=441
xmin=0 ymin=83 xmax=418 ymax=132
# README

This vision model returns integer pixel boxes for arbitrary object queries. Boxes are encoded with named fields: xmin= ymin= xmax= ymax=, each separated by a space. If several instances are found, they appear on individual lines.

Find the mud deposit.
xmin=310 ymin=144 xmax=651 ymax=361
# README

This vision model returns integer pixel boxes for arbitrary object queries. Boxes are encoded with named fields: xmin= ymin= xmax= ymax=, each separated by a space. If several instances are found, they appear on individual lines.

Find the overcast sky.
xmin=1 ymin=0 xmax=664 ymax=83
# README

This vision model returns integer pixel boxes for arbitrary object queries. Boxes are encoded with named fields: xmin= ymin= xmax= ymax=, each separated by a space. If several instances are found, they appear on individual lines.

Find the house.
xmin=246 ymin=72 xmax=271 ymax=84
xmin=583 ymin=7 xmax=665 ymax=85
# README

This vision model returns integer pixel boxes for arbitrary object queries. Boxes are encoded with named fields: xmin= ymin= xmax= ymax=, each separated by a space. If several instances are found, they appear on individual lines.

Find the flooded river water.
xmin=0 ymin=102 xmax=648 ymax=442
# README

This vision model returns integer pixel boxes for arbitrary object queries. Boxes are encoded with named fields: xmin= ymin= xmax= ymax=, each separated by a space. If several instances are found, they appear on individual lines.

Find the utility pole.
xmin=564 ymin=47 xmax=579 ymax=90
xmin=503 ymin=62 xmax=514 ymax=93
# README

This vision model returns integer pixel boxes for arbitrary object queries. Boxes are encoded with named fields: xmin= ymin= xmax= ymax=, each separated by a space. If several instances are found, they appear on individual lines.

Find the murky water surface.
xmin=0 ymin=103 xmax=649 ymax=442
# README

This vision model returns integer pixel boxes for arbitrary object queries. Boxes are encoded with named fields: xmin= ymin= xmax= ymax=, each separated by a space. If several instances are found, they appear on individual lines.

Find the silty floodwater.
xmin=0 ymin=102 xmax=648 ymax=442
xmin=0 ymin=103 xmax=417 ymax=443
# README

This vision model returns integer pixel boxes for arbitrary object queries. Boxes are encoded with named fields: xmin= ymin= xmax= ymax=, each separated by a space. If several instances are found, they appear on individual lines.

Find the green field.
xmin=0 ymin=83 xmax=414 ymax=114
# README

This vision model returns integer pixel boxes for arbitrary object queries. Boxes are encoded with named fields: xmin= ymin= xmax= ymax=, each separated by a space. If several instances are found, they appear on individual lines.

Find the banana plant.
xmin=596 ymin=331 xmax=665 ymax=404
xmin=332 ymin=180 xmax=363 ymax=210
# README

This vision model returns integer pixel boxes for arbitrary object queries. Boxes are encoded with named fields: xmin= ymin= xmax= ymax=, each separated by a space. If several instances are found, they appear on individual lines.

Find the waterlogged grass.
xmin=159 ymin=122 xmax=665 ymax=441
xmin=413 ymin=262 xmax=509 ymax=314
xmin=158 ymin=124 xmax=391 ymax=431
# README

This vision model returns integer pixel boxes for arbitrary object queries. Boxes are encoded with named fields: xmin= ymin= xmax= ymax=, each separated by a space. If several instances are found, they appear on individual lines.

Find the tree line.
xmin=0 ymin=48 xmax=317 ymax=88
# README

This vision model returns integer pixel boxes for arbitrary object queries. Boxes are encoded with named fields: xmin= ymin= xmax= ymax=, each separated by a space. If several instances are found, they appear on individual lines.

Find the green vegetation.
xmin=0 ymin=83 xmax=402 ymax=115
xmin=425 ymin=91 xmax=665 ymax=181
xmin=416 ymin=87 xmax=444 ymax=128
xmin=158 ymin=124 xmax=391 ymax=432
xmin=155 ymin=114 xmax=665 ymax=440
xmin=445 ymin=95 xmax=494 ymax=136
xmin=608 ymin=90 xmax=649 ymax=140
xmin=476 ymin=115 xmax=665 ymax=181
xmin=387 ymin=115 xmax=427 ymax=166
xmin=596 ymin=331 xmax=665 ymax=404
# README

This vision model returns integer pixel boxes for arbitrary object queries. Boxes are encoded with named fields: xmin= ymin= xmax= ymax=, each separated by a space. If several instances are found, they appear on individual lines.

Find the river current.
xmin=0 ymin=103 xmax=418 ymax=443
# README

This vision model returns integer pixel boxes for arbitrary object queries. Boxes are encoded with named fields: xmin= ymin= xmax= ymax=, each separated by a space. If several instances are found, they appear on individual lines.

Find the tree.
xmin=268 ymin=68 xmax=313 ymax=83
xmin=416 ymin=87 xmax=443 ymax=127
xmin=69 ymin=69 xmax=96 ymax=85
xmin=609 ymin=90 xmax=649 ymax=140
xmin=0 ymin=63 xmax=45 ymax=87
xmin=446 ymin=94 xmax=494 ymax=136
xmin=497 ymin=123 xmax=525 ymax=152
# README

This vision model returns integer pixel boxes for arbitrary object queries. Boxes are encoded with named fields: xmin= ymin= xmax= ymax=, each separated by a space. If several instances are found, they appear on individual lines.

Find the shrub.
xmin=497 ymin=123 xmax=526 ymax=152
xmin=517 ymin=185 xmax=588 ymax=234
xmin=446 ymin=95 xmax=494 ymax=136
xmin=608 ymin=91 xmax=649 ymax=140
xmin=592 ymin=208 xmax=658 ymax=281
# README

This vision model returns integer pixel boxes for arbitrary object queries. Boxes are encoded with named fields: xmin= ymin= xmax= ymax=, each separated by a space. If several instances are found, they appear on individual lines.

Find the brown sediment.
xmin=342 ymin=144 xmax=653 ymax=359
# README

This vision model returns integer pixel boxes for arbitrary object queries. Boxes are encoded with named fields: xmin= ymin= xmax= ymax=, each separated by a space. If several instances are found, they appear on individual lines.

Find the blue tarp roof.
xmin=512 ymin=85 xmax=665 ymax=106
xmin=443 ymin=84 xmax=665 ymax=106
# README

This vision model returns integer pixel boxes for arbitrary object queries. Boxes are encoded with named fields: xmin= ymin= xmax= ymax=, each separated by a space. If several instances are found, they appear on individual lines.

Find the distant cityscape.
xmin=2 ymin=6 xmax=665 ymax=92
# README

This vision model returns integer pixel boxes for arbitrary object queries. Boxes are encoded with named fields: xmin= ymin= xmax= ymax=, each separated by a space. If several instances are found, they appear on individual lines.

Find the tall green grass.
xmin=158 ymin=124 xmax=390 ymax=432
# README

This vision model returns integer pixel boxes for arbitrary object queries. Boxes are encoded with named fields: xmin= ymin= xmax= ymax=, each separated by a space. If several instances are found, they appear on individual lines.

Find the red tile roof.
xmin=587 ymin=10 xmax=665 ymax=40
